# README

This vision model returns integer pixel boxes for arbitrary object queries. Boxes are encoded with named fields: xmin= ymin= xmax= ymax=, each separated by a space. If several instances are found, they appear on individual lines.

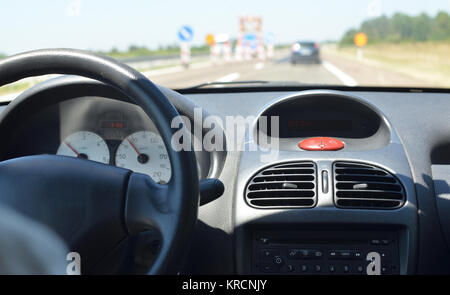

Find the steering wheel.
xmin=0 ymin=49 xmax=199 ymax=274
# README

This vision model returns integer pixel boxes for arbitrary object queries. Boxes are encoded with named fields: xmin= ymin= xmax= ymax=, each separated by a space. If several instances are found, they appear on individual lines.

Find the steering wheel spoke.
xmin=125 ymin=172 xmax=173 ymax=236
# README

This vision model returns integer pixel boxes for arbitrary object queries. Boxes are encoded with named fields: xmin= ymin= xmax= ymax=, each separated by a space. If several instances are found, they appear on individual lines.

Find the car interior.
xmin=1 ymin=1 xmax=450 ymax=277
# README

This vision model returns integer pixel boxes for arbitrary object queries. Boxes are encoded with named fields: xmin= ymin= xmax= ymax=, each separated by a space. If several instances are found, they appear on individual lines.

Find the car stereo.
xmin=252 ymin=229 xmax=400 ymax=275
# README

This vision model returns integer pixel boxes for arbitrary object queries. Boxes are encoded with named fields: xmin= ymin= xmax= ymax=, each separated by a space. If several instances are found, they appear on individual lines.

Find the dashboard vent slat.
xmin=333 ymin=162 xmax=405 ymax=209
xmin=245 ymin=162 xmax=317 ymax=209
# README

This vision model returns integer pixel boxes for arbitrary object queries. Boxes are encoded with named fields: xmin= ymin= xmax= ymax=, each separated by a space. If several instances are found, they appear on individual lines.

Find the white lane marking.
xmin=254 ymin=62 xmax=265 ymax=70
xmin=216 ymin=72 xmax=240 ymax=83
xmin=191 ymin=61 xmax=212 ymax=69
xmin=142 ymin=66 xmax=184 ymax=77
xmin=142 ymin=61 xmax=212 ymax=77
xmin=321 ymin=60 xmax=358 ymax=86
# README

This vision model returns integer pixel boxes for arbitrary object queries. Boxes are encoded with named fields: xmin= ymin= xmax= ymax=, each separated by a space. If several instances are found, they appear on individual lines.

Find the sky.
xmin=1 ymin=0 xmax=449 ymax=54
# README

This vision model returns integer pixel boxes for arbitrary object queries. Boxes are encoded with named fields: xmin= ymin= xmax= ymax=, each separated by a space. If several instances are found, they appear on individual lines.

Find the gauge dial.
xmin=115 ymin=131 xmax=171 ymax=184
xmin=57 ymin=131 xmax=110 ymax=164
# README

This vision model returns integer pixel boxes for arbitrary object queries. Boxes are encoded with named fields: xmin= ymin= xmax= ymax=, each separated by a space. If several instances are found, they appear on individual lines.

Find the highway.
xmin=0 ymin=49 xmax=429 ymax=103
xmin=145 ymin=49 xmax=428 ymax=89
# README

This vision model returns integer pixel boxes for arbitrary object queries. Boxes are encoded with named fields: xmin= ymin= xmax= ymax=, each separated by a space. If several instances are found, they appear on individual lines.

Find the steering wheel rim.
xmin=0 ymin=48 xmax=199 ymax=274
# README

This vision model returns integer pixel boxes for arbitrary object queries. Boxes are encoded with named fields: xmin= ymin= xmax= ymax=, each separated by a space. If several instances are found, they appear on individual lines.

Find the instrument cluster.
xmin=56 ymin=97 xmax=173 ymax=184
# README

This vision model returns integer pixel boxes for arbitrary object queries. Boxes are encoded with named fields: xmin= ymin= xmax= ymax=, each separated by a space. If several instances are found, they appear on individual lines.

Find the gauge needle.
xmin=127 ymin=138 xmax=141 ymax=156
xmin=64 ymin=141 xmax=80 ymax=156
xmin=127 ymin=138 xmax=149 ymax=164
xmin=64 ymin=141 xmax=88 ymax=159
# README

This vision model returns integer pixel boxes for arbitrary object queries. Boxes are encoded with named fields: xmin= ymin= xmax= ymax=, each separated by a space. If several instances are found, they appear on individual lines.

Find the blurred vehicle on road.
xmin=291 ymin=41 xmax=320 ymax=64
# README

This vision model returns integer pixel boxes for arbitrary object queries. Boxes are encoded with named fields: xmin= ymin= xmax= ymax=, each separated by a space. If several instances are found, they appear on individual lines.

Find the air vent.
xmin=333 ymin=162 xmax=405 ymax=209
xmin=245 ymin=162 xmax=317 ymax=208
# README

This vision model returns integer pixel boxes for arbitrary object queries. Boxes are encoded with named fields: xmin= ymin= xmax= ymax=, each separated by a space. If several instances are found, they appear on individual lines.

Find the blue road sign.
xmin=243 ymin=33 xmax=258 ymax=49
xmin=178 ymin=25 xmax=194 ymax=42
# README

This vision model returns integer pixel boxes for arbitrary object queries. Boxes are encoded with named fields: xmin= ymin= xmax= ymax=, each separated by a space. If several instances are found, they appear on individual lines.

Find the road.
xmin=145 ymin=50 xmax=427 ymax=89
xmin=0 ymin=49 xmax=428 ymax=103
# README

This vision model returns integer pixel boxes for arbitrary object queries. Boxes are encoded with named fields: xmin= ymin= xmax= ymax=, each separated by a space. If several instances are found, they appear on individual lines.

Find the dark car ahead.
xmin=291 ymin=41 xmax=320 ymax=64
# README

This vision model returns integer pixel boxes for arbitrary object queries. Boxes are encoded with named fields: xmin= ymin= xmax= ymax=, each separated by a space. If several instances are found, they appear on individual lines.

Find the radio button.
xmin=352 ymin=251 xmax=363 ymax=260
xmin=260 ymin=249 xmax=279 ymax=260
xmin=357 ymin=265 xmax=364 ymax=273
xmin=287 ymin=264 xmax=294 ymax=272
xmin=261 ymin=264 xmax=278 ymax=273
xmin=288 ymin=249 xmax=314 ymax=259
xmin=328 ymin=250 xmax=338 ymax=259
xmin=273 ymin=255 xmax=284 ymax=266
xmin=338 ymin=250 xmax=352 ymax=259
xmin=314 ymin=250 xmax=323 ymax=259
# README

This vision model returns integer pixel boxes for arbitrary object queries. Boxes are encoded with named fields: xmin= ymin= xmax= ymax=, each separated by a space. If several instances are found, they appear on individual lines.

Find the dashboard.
xmin=1 ymin=76 xmax=450 ymax=275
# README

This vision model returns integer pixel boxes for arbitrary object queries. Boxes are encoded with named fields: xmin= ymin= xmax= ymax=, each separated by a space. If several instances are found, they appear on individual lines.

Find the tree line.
xmin=101 ymin=44 xmax=210 ymax=59
xmin=340 ymin=11 xmax=450 ymax=45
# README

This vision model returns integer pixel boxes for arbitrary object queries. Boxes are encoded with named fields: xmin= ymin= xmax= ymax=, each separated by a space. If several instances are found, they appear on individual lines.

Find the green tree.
xmin=339 ymin=28 xmax=358 ymax=46
xmin=411 ymin=13 xmax=432 ymax=41
xmin=431 ymin=11 xmax=450 ymax=40
xmin=339 ymin=11 xmax=450 ymax=45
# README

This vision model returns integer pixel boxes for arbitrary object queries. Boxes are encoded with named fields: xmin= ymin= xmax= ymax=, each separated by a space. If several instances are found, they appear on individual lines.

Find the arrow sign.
xmin=178 ymin=25 xmax=194 ymax=42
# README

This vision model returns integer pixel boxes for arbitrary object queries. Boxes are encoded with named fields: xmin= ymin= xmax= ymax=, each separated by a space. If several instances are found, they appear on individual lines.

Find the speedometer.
xmin=115 ymin=131 xmax=171 ymax=184
xmin=57 ymin=131 xmax=110 ymax=164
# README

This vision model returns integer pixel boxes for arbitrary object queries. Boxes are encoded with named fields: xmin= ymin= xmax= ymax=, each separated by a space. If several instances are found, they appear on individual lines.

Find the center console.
xmin=234 ymin=90 xmax=417 ymax=275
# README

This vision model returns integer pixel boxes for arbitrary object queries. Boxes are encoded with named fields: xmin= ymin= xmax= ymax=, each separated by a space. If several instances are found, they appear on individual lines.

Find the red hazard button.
xmin=298 ymin=137 xmax=344 ymax=151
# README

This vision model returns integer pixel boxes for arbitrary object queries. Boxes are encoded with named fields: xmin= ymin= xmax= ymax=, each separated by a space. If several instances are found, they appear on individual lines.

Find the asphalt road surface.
xmin=146 ymin=50 xmax=427 ymax=89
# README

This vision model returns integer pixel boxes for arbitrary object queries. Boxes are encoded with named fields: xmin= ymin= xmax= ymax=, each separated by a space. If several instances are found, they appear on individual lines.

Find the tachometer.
xmin=115 ymin=131 xmax=171 ymax=184
xmin=57 ymin=131 xmax=110 ymax=164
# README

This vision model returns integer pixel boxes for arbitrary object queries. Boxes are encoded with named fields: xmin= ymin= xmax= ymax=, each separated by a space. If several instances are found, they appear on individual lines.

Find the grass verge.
xmin=323 ymin=42 xmax=450 ymax=88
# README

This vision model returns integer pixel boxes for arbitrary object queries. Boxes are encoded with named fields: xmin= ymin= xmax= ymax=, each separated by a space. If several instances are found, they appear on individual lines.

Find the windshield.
xmin=1 ymin=0 xmax=449 ymax=97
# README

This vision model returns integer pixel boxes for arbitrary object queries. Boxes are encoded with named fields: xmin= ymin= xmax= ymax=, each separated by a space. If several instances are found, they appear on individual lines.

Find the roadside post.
xmin=223 ymin=41 xmax=232 ymax=63
xmin=215 ymin=33 xmax=231 ymax=64
xmin=205 ymin=34 xmax=216 ymax=65
xmin=178 ymin=25 xmax=194 ymax=68
xmin=354 ymin=32 xmax=368 ymax=61
xmin=265 ymin=32 xmax=275 ymax=60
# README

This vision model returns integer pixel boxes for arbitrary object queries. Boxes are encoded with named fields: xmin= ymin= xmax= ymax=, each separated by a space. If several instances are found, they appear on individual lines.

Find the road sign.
xmin=354 ymin=32 xmax=368 ymax=47
xmin=178 ymin=25 xmax=194 ymax=42
xmin=205 ymin=34 xmax=215 ymax=46
xmin=243 ymin=33 xmax=258 ymax=49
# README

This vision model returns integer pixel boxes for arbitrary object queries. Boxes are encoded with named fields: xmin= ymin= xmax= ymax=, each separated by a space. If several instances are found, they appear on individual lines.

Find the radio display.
xmin=261 ymin=96 xmax=381 ymax=139
xmin=287 ymin=119 xmax=352 ymax=132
